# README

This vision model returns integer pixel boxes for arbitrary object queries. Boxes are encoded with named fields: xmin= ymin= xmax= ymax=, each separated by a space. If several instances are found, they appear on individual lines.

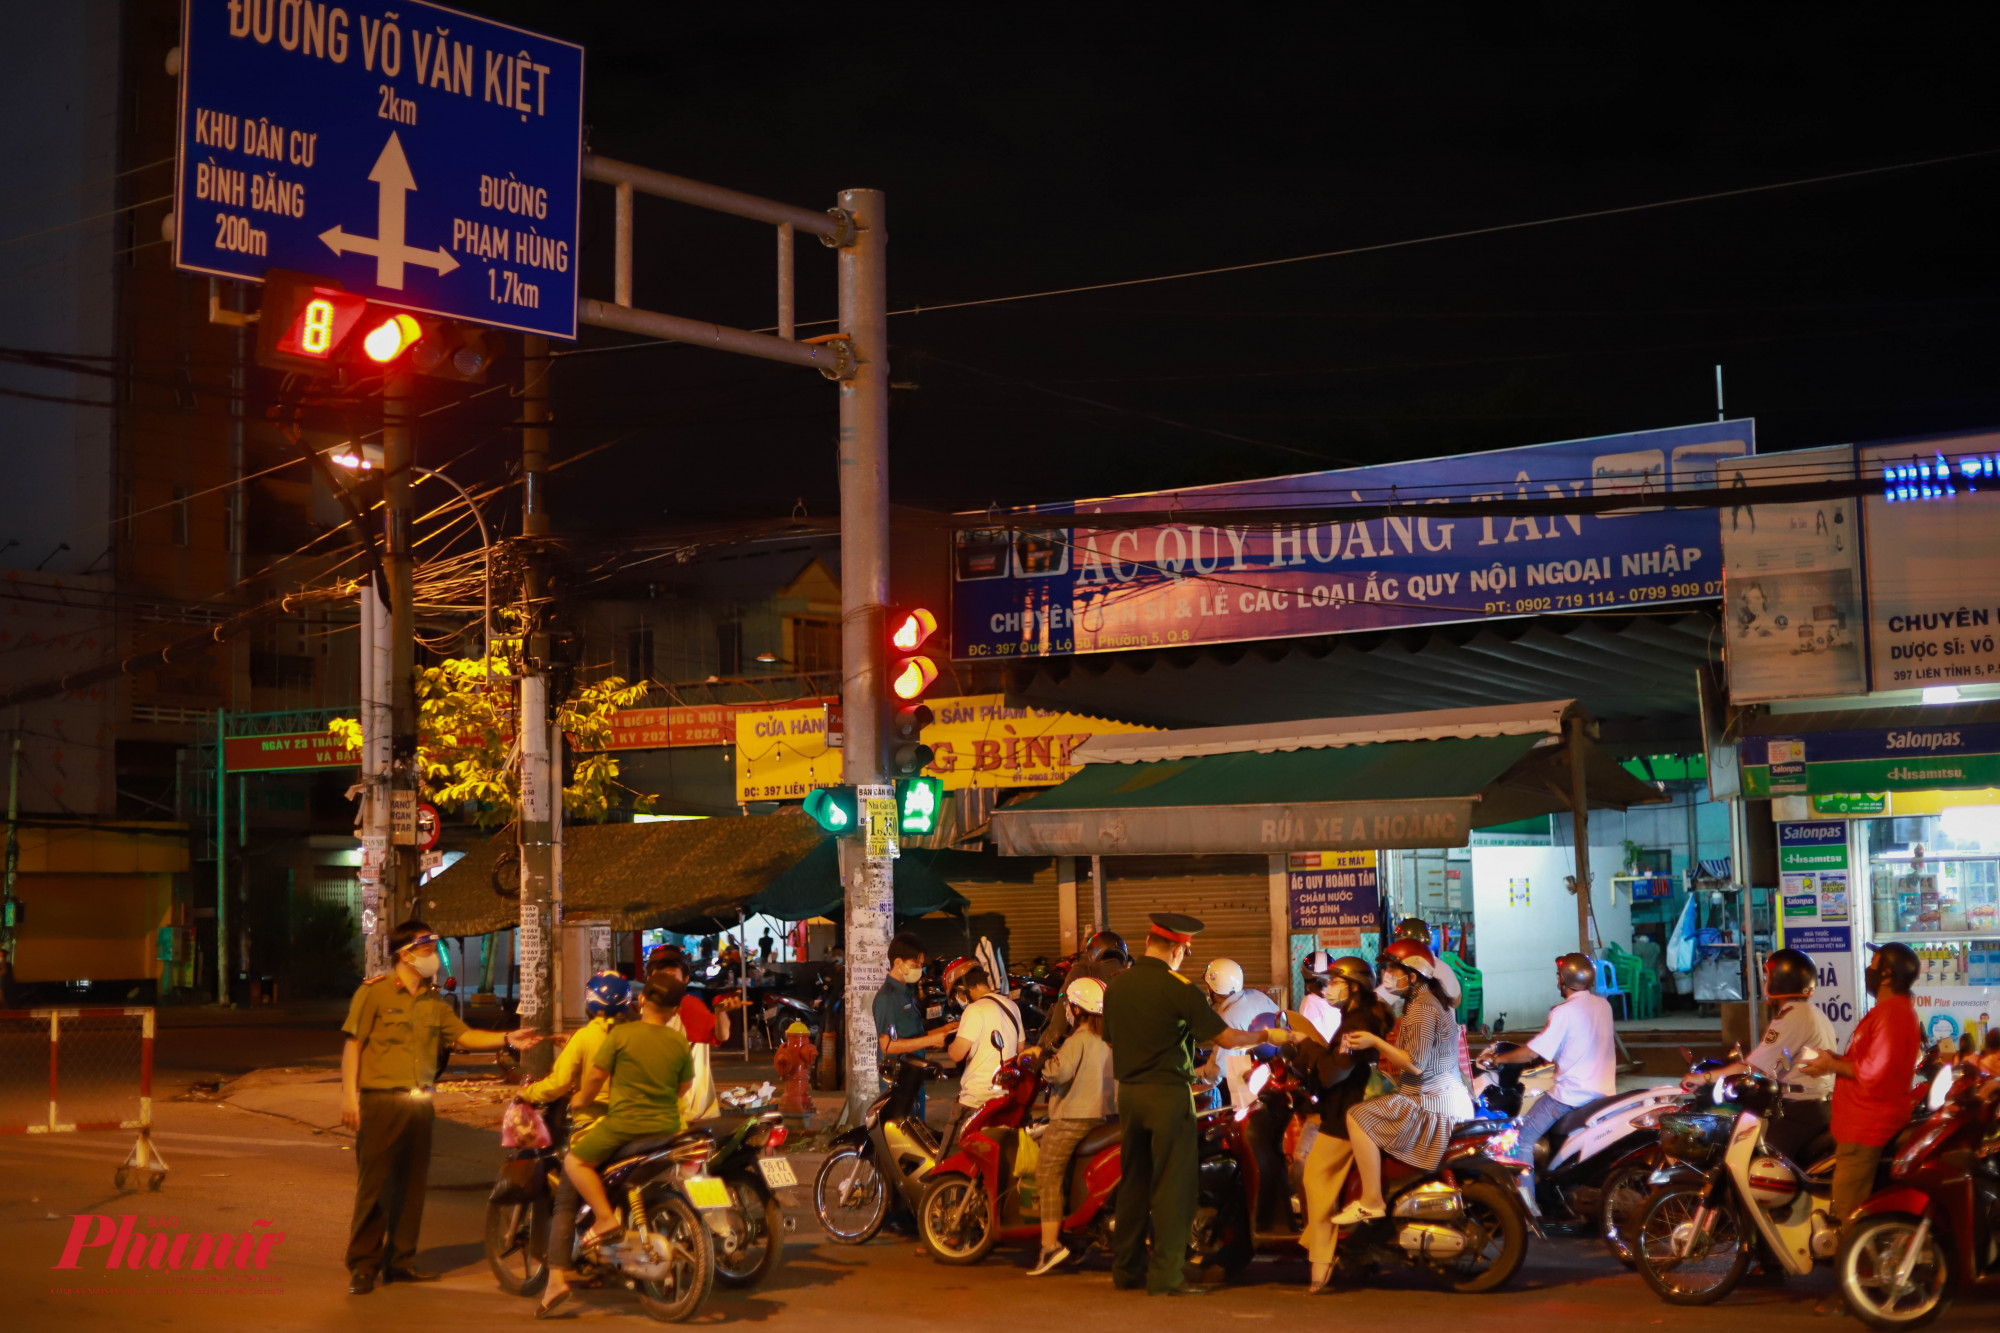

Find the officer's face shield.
xmin=398 ymin=934 xmax=442 ymax=965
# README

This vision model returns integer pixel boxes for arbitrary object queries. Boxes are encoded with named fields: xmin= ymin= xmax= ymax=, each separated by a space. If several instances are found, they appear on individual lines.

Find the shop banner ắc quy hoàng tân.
xmin=952 ymin=420 xmax=1752 ymax=660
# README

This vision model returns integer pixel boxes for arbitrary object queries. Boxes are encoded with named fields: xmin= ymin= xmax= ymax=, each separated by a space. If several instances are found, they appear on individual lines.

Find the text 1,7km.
xmin=488 ymin=268 xmax=540 ymax=308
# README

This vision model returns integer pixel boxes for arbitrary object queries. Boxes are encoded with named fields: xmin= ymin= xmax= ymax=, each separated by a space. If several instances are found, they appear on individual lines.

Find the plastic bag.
xmin=500 ymin=1100 xmax=551 ymax=1149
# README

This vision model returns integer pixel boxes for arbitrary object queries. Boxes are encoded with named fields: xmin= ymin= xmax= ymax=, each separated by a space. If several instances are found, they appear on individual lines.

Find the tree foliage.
xmin=330 ymin=643 xmax=655 ymax=829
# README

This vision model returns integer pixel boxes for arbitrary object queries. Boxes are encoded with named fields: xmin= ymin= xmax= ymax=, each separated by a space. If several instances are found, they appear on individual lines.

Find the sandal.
xmin=535 ymin=1289 xmax=577 ymax=1319
xmin=580 ymin=1223 xmax=626 ymax=1252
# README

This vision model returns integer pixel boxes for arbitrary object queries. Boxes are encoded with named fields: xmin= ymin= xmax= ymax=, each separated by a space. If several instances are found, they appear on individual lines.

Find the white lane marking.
xmin=154 ymin=1130 xmax=346 ymax=1149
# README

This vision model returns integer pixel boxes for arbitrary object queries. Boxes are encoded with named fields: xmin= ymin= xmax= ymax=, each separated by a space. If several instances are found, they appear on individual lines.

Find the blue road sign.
xmin=175 ymin=0 xmax=584 ymax=339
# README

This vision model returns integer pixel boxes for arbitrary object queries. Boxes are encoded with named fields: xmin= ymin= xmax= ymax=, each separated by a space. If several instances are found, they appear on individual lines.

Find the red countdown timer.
xmin=274 ymin=287 xmax=368 ymax=360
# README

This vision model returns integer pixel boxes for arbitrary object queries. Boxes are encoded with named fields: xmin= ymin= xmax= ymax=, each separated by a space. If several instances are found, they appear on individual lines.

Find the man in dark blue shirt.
xmin=872 ymin=932 xmax=948 ymax=1112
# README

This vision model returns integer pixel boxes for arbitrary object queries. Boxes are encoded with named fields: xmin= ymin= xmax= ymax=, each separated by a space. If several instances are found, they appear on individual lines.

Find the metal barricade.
xmin=0 ymin=1007 xmax=167 ymax=1190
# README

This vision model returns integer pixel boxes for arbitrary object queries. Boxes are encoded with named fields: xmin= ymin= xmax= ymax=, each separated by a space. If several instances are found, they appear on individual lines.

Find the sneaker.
xmin=1028 ymin=1246 xmax=1071 ymax=1276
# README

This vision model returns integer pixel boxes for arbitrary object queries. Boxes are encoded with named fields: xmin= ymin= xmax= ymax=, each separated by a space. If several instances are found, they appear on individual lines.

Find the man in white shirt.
xmin=1194 ymin=958 xmax=1278 ymax=1109
xmin=943 ymin=961 xmax=1023 ymax=1153
xmin=1481 ymin=953 xmax=1616 ymax=1173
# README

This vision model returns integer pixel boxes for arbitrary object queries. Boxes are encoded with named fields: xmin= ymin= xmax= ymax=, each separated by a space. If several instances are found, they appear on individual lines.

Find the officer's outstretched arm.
xmin=1214 ymin=1025 xmax=1296 ymax=1050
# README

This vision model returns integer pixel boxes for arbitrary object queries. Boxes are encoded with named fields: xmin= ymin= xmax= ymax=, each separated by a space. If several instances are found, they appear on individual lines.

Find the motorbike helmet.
xmin=1555 ymin=953 xmax=1596 ymax=993
xmin=1394 ymin=917 xmax=1432 ymax=945
xmin=1379 ymin=937 xmax=1437 ymax=977
xmin=1204 ymin=958 xmax=1245 ymax=997
xmin=1301 ymin=950 xmax=1334 ymax=979
xmin=1864 ymin=941 xmax=1920 ymax=995
xmin=941 ymin=957 xmax=979 ymax=994
xmin=1085 ymin=930 xmax=1129 ymax=965
xmin=1763 ymin=948 xmax=1816 ymax=1000
xmin=1328 ymin=955 xmax=1376 ymax=991
xmin=646 ymin=943 xmax=688 ymax=974
xmin=1065 ymin=975 xmax=1107 ymax=1015
xmin=584 ymin=970 xmax=632 ymax=1019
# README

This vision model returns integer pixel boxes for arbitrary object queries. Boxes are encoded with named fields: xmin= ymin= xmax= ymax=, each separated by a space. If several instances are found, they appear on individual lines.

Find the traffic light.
xmin=253 ymin=269 xmax=495 ymax=381
xmin=885 ymin=607 xmax=939 ymax=778
xmin=803 ymin=785 xmax=858 ymax=835
xmin=897 ymin=776 xmax=944 ymax=836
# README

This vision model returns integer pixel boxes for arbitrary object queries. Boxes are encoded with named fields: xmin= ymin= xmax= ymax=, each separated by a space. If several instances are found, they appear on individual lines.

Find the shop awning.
xmin=749 ymin=841 xmax=970 ymax=921
xmin=1739 ymin=699 xmax=2000 ymax=797
xmin=417 ymin=810 xmax=829 ymax=936
xmin=992 ymin=699 xmax=1666 ymax=857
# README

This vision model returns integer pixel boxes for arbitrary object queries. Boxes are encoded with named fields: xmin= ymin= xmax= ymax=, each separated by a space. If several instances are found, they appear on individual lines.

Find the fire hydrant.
xmin=771 ymin=1021 xmax=818 ymax=1115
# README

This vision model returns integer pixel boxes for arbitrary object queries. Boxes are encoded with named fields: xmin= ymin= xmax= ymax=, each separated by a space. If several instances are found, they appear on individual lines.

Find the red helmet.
xmin=941 ymin=957 xmax=979 ymax=993
xmin=1379 ymin=938 xmax=1437 ymax=977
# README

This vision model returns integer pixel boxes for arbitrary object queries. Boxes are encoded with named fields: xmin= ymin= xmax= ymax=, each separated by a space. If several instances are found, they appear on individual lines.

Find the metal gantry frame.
xmin=566 ymin=157 xmax=893 ymax=1108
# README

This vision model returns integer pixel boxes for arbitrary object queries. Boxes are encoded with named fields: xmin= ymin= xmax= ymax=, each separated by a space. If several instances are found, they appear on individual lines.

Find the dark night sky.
xmin=450 ymin=3 xmax=2000 ymax=528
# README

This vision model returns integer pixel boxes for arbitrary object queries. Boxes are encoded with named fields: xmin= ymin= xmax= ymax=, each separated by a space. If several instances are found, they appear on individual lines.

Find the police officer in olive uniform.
xmin=1102 ymin=912 xmax=1297 ymax=1295
xmin=340 ymin=920 xmax=542 ymax=1294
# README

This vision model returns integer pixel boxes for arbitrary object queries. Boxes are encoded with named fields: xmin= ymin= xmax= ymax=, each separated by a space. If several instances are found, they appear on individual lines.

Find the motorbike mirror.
xmin=991 ymin=1029 xmax=1005 ymax=1051
xmin=1679 ymin=1045 xmax=1696 ymax=1068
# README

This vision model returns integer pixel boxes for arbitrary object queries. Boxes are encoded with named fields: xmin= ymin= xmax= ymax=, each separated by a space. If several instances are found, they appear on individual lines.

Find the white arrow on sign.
xmin=317 ymin=132 xmax=459 ymax=290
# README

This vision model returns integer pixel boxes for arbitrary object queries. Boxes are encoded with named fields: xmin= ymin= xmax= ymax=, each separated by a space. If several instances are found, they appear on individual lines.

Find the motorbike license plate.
xmin=685 ymin=1175 xmax=732 ymax=1210
xmin=925 ymin=1005 xmax=942 ymax=1020
xmin=758 ymin=1157 xmax=798 ymax=1188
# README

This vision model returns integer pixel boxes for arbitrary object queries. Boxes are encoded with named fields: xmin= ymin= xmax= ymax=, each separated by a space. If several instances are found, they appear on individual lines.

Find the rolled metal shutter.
xmin=1102 ymin=855 xmax=1275 ymax=992
xmin=952 ymin=861 xmax=1063 ymax=968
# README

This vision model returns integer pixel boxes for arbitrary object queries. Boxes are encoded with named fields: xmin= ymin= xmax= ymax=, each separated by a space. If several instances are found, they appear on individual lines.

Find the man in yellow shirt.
xmin=522 ymin=971 xmax=631 ymax=1317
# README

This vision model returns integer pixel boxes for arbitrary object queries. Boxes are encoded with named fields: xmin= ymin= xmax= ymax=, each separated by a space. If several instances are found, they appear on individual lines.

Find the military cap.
xmin=1148 ymin=911 xmax=1206 ymax=944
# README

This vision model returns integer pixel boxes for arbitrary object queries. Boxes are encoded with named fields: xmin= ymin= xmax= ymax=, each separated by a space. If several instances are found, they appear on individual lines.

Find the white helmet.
xmin=1065 ymin=975 xmax=1107 ymax=1015
xmin=1203 ymin=958 xmax=1244 ymax=997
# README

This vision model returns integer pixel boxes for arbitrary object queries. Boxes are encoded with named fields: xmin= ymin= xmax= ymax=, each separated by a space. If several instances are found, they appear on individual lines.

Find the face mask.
xmin=404 ymin=951 xmax=441 ymax=979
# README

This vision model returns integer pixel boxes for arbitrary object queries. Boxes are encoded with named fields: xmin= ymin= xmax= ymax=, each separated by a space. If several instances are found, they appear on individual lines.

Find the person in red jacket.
xmin=1798 ymin=940 xmax=1922 ymax=1289
xmin=645 ymin=944 xmax=716 ymax=1044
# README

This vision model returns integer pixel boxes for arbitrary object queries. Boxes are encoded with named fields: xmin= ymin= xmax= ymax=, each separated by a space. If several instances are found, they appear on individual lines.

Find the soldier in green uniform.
xmin=339 ymin=920 xmax=541 ymax=1294
xmin=1102 ymin=912 xmax=1297 ymax=1295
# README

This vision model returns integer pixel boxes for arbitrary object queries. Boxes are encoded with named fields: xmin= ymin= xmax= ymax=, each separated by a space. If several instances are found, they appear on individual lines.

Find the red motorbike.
xmin=1835 ymin=1065 xmax=2000 ymax=1329
xmin=916 ymin=1054 xmax=1123 ymax=1265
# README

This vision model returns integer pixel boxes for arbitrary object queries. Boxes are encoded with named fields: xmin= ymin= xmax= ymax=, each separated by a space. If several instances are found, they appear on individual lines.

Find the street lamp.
xmin=328 ymin=445 xmax=494 ymax=674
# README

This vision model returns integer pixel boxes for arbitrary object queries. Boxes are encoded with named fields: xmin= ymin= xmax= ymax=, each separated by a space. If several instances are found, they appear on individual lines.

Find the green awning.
xmin=750 ymin=840 xmax=971 ymax=921
xmin=993 ymin=703 xmax=1666 ymax=857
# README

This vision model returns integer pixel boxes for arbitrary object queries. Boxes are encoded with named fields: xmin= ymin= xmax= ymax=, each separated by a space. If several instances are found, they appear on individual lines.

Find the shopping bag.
xmin=680 ymin=1035 xmax=721 ymax=1122
xmin=500 ymin=1100 xmax=552 ymax=1149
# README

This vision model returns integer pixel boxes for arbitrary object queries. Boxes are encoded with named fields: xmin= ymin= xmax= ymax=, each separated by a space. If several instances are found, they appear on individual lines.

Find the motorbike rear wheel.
xmin=1634 ymin=1184 xmax=1753 ymax=1305
xmin=1598 ymin=1161 xmax=1653 ymax=1269
xmin=918 ymin=1172 xmax=998 ymax=1265
xmin=813 ymin=1145 xmax=888 ymax=1243
xmin=714 ymin=1175 xmax=785 ymax=1288
xmin=483 ymin=1196 xmax=550 ymax=1297
xmin=1838 ymin=1214 xmax=1954 ymax=1331
xmin=635 ymin=1193 xmax=716 ymax=1324
xmin=1447 ymin=1180 xmax=1529 ymax=1293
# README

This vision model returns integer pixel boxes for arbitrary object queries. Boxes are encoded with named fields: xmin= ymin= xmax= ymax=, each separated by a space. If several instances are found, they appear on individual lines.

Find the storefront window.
xmin=1859 ymin=809 xmax=2000 ymax=983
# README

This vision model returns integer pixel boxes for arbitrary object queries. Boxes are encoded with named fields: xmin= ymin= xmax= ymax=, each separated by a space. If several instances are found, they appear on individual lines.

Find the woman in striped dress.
xmin=1328 ymin=938 xmax=1471 ymax=1225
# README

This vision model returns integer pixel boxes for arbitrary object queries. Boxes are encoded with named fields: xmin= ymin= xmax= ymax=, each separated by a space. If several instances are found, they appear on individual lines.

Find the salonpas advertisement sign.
xmin=1742 ymin=723 xmax=2000 ymax=798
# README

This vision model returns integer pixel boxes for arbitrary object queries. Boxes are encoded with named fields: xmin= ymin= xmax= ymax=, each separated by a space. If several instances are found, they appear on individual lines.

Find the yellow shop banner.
xmin=734 ymin=694 xmax=1153 ymax=802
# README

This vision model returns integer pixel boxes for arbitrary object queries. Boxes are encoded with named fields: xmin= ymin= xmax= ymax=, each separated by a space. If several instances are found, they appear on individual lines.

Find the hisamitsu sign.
xmin=175 ymin=0 xmax=584 ymax=338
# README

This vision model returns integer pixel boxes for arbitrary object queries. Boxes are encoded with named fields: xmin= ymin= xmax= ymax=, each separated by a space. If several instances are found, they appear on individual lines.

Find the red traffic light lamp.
xmin=890 ymin=607 xmax=937 ymax=653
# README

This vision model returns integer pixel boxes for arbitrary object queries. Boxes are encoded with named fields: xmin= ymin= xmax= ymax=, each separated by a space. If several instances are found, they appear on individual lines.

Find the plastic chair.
xmin=1593 ymin=957 xmax=1630 ymax=1020
xmin=1443 ymin=951 xmax=1483 ymax=1030
xmin=1603 ymin=942 xmax=1656 ymax=1019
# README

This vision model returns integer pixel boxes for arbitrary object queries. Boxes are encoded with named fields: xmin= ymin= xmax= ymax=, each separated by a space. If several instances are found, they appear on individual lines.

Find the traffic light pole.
xmin=834 ymin=189 xmax=893 ymax=1114
xmin=518 ymin=335 xmax=556 ymax=1078
xmin=383 ymin=372 xmax=421 ymax=931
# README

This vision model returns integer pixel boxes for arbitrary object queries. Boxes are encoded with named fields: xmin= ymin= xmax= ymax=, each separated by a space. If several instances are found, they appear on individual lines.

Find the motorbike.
xmin=484 ymin=1101 xmax=718 ymax=1322
xmin=1473 ymin=1041 xmax=1721 ymax=1266
xmin=1836 ymin=1065 xmax=2000 ymax=1330
xmin=1188 ymin=1055 xmax=1534 ymax=1293
xmin=1631 ymin=1068 xmax=1847 ymax=1305
xmin=916 ymin=1052 xmax=1123 ymax=1264
xmin=813 ymin=1055 xmax=951 ymax=1243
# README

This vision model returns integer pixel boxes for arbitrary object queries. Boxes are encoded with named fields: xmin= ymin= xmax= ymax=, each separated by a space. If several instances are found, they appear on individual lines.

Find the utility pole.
xmin=382 ymin=374 xmax=420 ymax=930
xmin=358 ymin=577 xmax=392 ymax=977
xmin=3 ymin=730 xmax=19 ymax=960
xmin=518 ymin=336 xmax=556 ymax=1077
xmin=834 ymin=189 xmax=894 ymax=1113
